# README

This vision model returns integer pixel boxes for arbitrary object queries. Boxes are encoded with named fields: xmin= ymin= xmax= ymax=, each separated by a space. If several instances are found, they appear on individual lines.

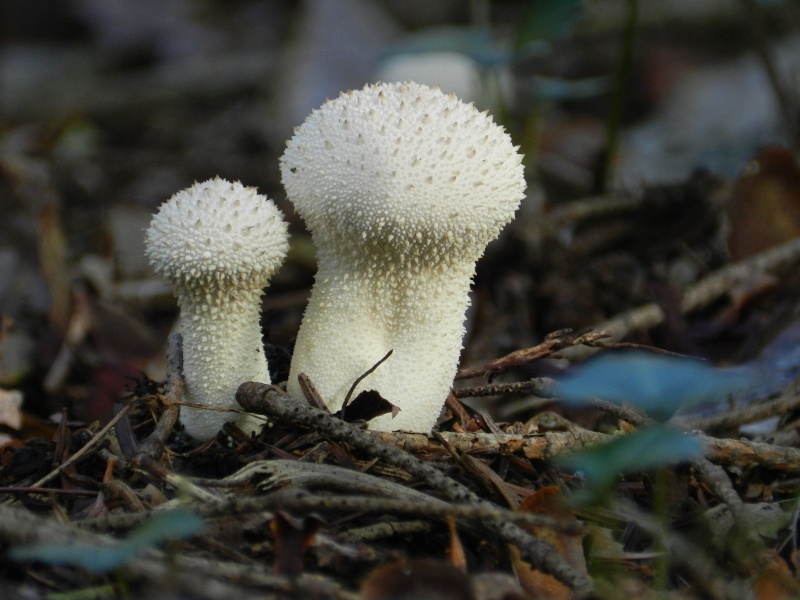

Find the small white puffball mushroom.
xmin=145 ymin=177 xmax=289 ymax=440
xmin=281 ymin=81 xmax=525 ymax=432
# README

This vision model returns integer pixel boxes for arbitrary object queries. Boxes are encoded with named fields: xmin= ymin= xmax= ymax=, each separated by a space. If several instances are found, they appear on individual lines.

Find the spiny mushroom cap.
xmin=280 ymin=81 xmax=526 ymax=262
xmin=145 ymin=177 xmax=289 ymax=292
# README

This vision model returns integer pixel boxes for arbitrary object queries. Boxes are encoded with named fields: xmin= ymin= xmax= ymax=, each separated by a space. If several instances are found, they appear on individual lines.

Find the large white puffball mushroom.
xmin=145 ymin=177 xmax=289 ymax=440
xmin=281 ymin=81 xmax=525 ymax=432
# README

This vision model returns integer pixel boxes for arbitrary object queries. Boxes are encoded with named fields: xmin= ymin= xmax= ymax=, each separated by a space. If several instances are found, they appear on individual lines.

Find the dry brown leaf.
xmin=754 ymin=553 xmax=800 ymax=600
xmin=511 ymin=486 xmax=587 ymax=600
xmin=727 ymin=146 xmax=800 ymax=261
xmin=269 ymin=510 xmax=323 ymax=579
xmin=446 ymin=515 xmax=468 ymax=572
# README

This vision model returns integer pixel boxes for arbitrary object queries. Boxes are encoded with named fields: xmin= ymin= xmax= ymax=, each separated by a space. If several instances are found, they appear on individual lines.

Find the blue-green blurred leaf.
xmin=518 ymin=0 xmax=582 ymax=45
xmin=125 ymin=509 xmax=205 ymax=551
xmin=554 ymin=351 xmax=755 ymax=421
xmin=10 ymin=542 xmax=134 ymax=573
xmin=9 ymin=509 xmax=204 ymax=574
xmin=558 ymin=427 xmax=703 ymax=501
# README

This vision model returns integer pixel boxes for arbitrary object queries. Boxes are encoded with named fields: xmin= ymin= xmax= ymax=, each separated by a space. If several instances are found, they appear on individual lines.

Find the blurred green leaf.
xmin=554 ymin=351 xmax=755 ymax=421
xmin=10 ymin=541 xmax=133 ymax=574
xmin=9 ymin=509 xmax=204 ymax=574
xmin=125 ymin=509 xmax=205 ymax=550
xmin=558 ymin=427 xmax=703 ymax=501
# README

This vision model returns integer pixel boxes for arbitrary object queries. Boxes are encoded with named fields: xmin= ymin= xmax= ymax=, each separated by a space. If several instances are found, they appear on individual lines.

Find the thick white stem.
xmin=177 ymin=287 xmax=269 ymax=439
xmin=288 ymin=256 xmax=474 ymax=432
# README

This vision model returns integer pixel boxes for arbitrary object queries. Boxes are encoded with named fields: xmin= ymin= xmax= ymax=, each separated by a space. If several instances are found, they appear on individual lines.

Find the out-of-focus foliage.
xmin=554 ymin=351 xmax=755 ymax=421
xmin=558 ymin=426 xmax=703 ymax=502
xmin=10 ymin=510 xmax=204 ymax=573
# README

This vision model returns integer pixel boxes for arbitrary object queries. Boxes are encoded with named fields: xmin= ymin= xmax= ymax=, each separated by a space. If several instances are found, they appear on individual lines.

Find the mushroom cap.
xmin=145 ymin=177 xmax=289 ymax=291
xmin=280 ymin=81 xmax=525 ymax=260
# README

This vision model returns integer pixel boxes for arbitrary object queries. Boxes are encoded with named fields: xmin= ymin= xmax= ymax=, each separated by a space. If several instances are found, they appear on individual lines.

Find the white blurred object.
xmin=377 ymin=51 xmax=511 ymax=110
xmin=379 ymin=52 xmax=483 ymax=101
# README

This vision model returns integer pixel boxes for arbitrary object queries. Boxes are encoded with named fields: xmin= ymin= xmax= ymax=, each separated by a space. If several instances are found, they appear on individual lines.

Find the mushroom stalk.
xmin=176 ymin=287 xmax=269 ymax=439
xmin=288 ymin=249 xmax=476 ymax=432
xmin=282 ymin=82 xmax=525 ymax=432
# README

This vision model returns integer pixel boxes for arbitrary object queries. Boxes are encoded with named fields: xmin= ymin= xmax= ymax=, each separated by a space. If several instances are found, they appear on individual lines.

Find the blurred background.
xmin=1 ymin=0 xmax=799 ymax=434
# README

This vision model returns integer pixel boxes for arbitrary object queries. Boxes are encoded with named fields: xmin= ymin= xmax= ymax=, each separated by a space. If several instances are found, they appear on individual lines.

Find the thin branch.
xmin=339 ymin=519 xmax=433 ymax=542
xmin=0 ymin=487 xmax=98 ymax=496
xmin=371 ymin=429 xmax=800 ymax=474
xmin=570 ymin=236 xmax=800 ymax=360
xmin=691 ymin=457 xmax=767 ymax=558
xmin=80 ymin=489 xmax=581 ymax=537
xmin=453 ymin=377 xmax=555 ymax=399
xmin=676 ymin=388 xmax=800 ymax=432
xmin=23 ymin=401 xmax=135 ymax=490
xmin=456 ymin=329 xmax=610 ymax=380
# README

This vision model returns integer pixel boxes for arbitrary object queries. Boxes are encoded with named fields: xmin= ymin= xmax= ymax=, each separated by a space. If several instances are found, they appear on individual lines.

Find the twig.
xmin=164 ymin=332 xmax=186 ymax=403
xmin=676 ymin=389 xmax=800 ymax=433
xmin=453 ymin=377 xmax=555 ymax=399
xmin=339 ymin=519 xmax=433 ymax=542
xmin=79 ymin=488 xmax=581 ymax=537
xmin=372 ymin=429 xmax=800 ymax=474
xmin=133 ymin=454 xmax=225 ymax=505
xmin=160 ymin=550 xmax=359 ymax=600
xmin=371 ymin=429 xmax=605 ymax=463
xmin=0 ymin=487 xmax=98 ymax=496
xmin=589 ymin=397 xmax=651 ymax=427
xmin=193 ymin=457 xmax=466 ymax=513
xmin=236 ymin=381 xmax=594 ymax=598
xmin=456 ymin=329 xmax=610 ymax=380
xmin=570 ymin=236 xmax=800 ymax=360
xmin=249 ymin=490 xmax=582 ymax=534
xmin=116 ymin=334 xmax=184 ymax=461
xmin=135 ymin=404 xmax=180 ymax=460
xmin=23 ymin=402 xmax=135 ymax=490
xmin=691 ymin=458 xmax=767 ymax=560
xmin=296 ymin=372 xmax=329 ymax=412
